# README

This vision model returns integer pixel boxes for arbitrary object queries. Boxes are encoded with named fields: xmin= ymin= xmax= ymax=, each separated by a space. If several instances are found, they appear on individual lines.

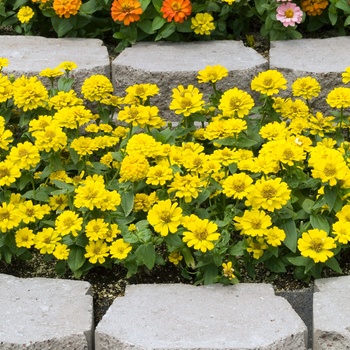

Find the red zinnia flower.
xmin=111 ymin=0 xmax=143 ymax=25
xmin=160 ymin=0 xmax=192 ymax=23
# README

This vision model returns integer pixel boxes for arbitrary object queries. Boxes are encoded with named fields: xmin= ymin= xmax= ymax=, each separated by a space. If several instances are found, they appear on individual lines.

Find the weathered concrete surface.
xmin=95 ymin=283 xmax=307 ymax=350
xmin=313 ymin=276 xmax=350 ymax=350
xmin=1 ymin=35 xmax=110 ymax=91
xmin=270 ymin=37 xmax=350 ymax=113
xmin=0 ymin=274 xmax=93 ymax=350
xmin=112 ymin=41 xmax=268 ymax=121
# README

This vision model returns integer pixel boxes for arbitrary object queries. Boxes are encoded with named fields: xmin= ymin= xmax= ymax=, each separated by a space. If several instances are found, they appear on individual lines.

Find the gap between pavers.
xmin=95 ymin=283 xmax=308 ymax=350
xmin=0 ymin=274 xmax=94 ymax=350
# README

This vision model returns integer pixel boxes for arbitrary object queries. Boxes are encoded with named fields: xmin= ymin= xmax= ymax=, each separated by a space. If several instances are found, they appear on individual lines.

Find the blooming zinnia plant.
xmin=2 ymin=58 xmax=350 ymax=285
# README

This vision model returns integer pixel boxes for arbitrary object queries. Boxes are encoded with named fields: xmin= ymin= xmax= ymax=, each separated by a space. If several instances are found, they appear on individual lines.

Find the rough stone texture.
xmin=269 ymin=37 xmax=350 ymax=113
xmin=95 ymin=283 xmax=307 ymax=350
xmin=1 ymin=35 xmax=110 ymax=91
xmin=313 ymin=276 xmax=350 ymax=350
xmin=112 ymin=41 xmax=268 ymax=121
xmin=0 ymin=274 xmax=93 ymax=350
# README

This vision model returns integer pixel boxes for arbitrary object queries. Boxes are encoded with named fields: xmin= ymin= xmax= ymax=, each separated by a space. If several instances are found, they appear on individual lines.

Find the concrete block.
xmin=1 ymin=35 xmax=110 ymax=92
xmin=313 ymin=276 xmax=350 ymax=350
xmin=95 ymin=283 xmax=307 ymax=350
xmin=0 ymin=274 xmax=93 ymax=349
xmin=112 ymin=41 xmax=268 ymax=121
xmin=269 ymin=37 xmax=350 ymax=113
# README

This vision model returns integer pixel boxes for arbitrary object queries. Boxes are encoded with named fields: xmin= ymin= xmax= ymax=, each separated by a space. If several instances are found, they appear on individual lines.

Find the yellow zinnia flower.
xmin=251 ymin=70 xmax=287 ymax=96
xmin=17 ymin=6 xmax=35 ymax=23
xmin=147 ymin=199 xmax=183 ymax=236
xmin=246 ymin=177 xmax=291 ymax=212
xmin=219 ymin=87 xmax=254 ymax=118
xmin=234 ymin=209 xmax=272 ymax=237
xmin=182 ymin=216 xmax=220 ymax=252
xmin=197 ymin=65 xmax=228 ymax=84
xmin=298 ymin=229 xmax=336 ymax=263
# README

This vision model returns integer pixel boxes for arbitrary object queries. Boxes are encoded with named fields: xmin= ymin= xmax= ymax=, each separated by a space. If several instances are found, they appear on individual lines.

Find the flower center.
xmin=18 ymin=149 xmax=29 ymax=157
xmin=160 ymin=211 xmax=172 ymax=223
xmin=283 ymin=149 xmax=294 ymax=159
xmin=310 ymin=238 xmax=324 ymax=252
xmin=229 ymin=97 xmax=241 ymax=109
xmin=251 ymin=219 xmax=261 ymax=229
xmin=324 ymin=164 xmax=336 ymax=177
xmin=171 ymin=1 xmax=181 ymax=11
xmin=261 ymin=185 xmax=277 ymax=199
xmin=0 ymin=211 xmax=10 ymax=220
xmin=180 ymin=98 xmax=193 ymax=109
xmin=233 ymin=182 xmax=245 ymax=192
xmin=263 ymin=78 xmax=273 ymax=87
xmin=194 ymin=229 xmax=208 ymax=240
xmin=0 ymin=169 xmax=10 ymax=178
xmin=285 ymin=9 xmax=294 ymax=18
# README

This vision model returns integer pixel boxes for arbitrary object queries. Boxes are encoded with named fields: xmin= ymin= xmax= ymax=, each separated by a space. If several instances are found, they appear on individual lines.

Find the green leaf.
xmin=55 ymin=260 xmax=67 ymax=276
xmin=152 ymin=16 xmax=167 ymax=31
xmin=228 ymin=240 xmax=246 ymax=256
xmin=57 ymin=77 xmax=74 ymax=92
xmin=69 ymin=147 xmax=80 ymax=164
xmin=155 ymin=22 xmax=176 ymax=40
xmin=181 ymin=246 xmax=195 ymax=268
xmin=281 ymin=219 xmax=298 ymax=253
xmin=164 ymin=234 xmax=184 ymax=249
xmin=264 ymin=256 xmax=287 ymax=273
xmin=19 ymin=171 xmax=33 ymax=191
xmin=125 ymin=260 xmax=139 ymax=278
xmin=140 ymin=0 xmax=152 ymax=11
xmin=51 ymin=17 xmax=74 ymax=37
xmin=13 ymin=0 xmax=28 ymax=10
xmin=324 ymin=257 xmax=342 ymax=274
xmin=310 ymin=213 xmax=330 ymax=233
xmin=79 ymin=0 xmax=102 ymax=14
xmin=335 ymin=0 xmax=350 ymax=13
xmin=324 ymin=185 xmax=338 ymax=212
xmin=345 ymin=15 xmax=350 ymax=26
xmin=137 ymin=19 xmax=155 ymax=34
xmin=206 ymin=1 xmax=220 ymax=12
xmin=328 ymin=6 xmax=338 ymax=26
xmin=235 ymin=136 xmax=257 ymax=148
xmin=68 ymin=245 xmax=86 ymax=271
xmin=203 ymin=264 xmax=219 ymax=285
xmin=22 ymin=187 xmax=52 ymax=202
xmin=196 ymin=188 xmax=211 ymax=205
xmin=120 ymin=189 xmax=134 ymax=217
xmin=52 ymin=180 xmax=75 ymax=193
xmin=302 ymin=198 xmax=314 ymax=214
xmin=135 ymin=243 xmax=156 ymax=270
xmin=287 ymin=256 xmax=310 ymax=267
xmin=254 ymin=0 xmax=267 ymax=15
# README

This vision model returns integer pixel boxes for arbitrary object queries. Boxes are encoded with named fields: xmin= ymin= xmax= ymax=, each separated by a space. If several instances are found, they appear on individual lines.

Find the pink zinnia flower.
xmin=276 ymin=2 xmax=303 ymax=27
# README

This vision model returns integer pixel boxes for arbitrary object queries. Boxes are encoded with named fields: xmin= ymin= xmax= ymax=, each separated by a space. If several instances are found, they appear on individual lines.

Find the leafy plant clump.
xmin=1 ymin=57 xmax=350 ymax=285
xmin=0 ymin=0 xmax=349 ymax=52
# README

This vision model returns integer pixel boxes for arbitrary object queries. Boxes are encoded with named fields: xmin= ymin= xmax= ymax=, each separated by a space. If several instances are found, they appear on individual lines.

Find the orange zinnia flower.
xmin=300 ymin=0 xmax=328 ymax=16
xmin=53 ymin=0 xmax=82 ymax=18
xmin=160 ymin=0 xmax=192 ymax=23
xmin=111 ymin=0 xmax=143 ymax=25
